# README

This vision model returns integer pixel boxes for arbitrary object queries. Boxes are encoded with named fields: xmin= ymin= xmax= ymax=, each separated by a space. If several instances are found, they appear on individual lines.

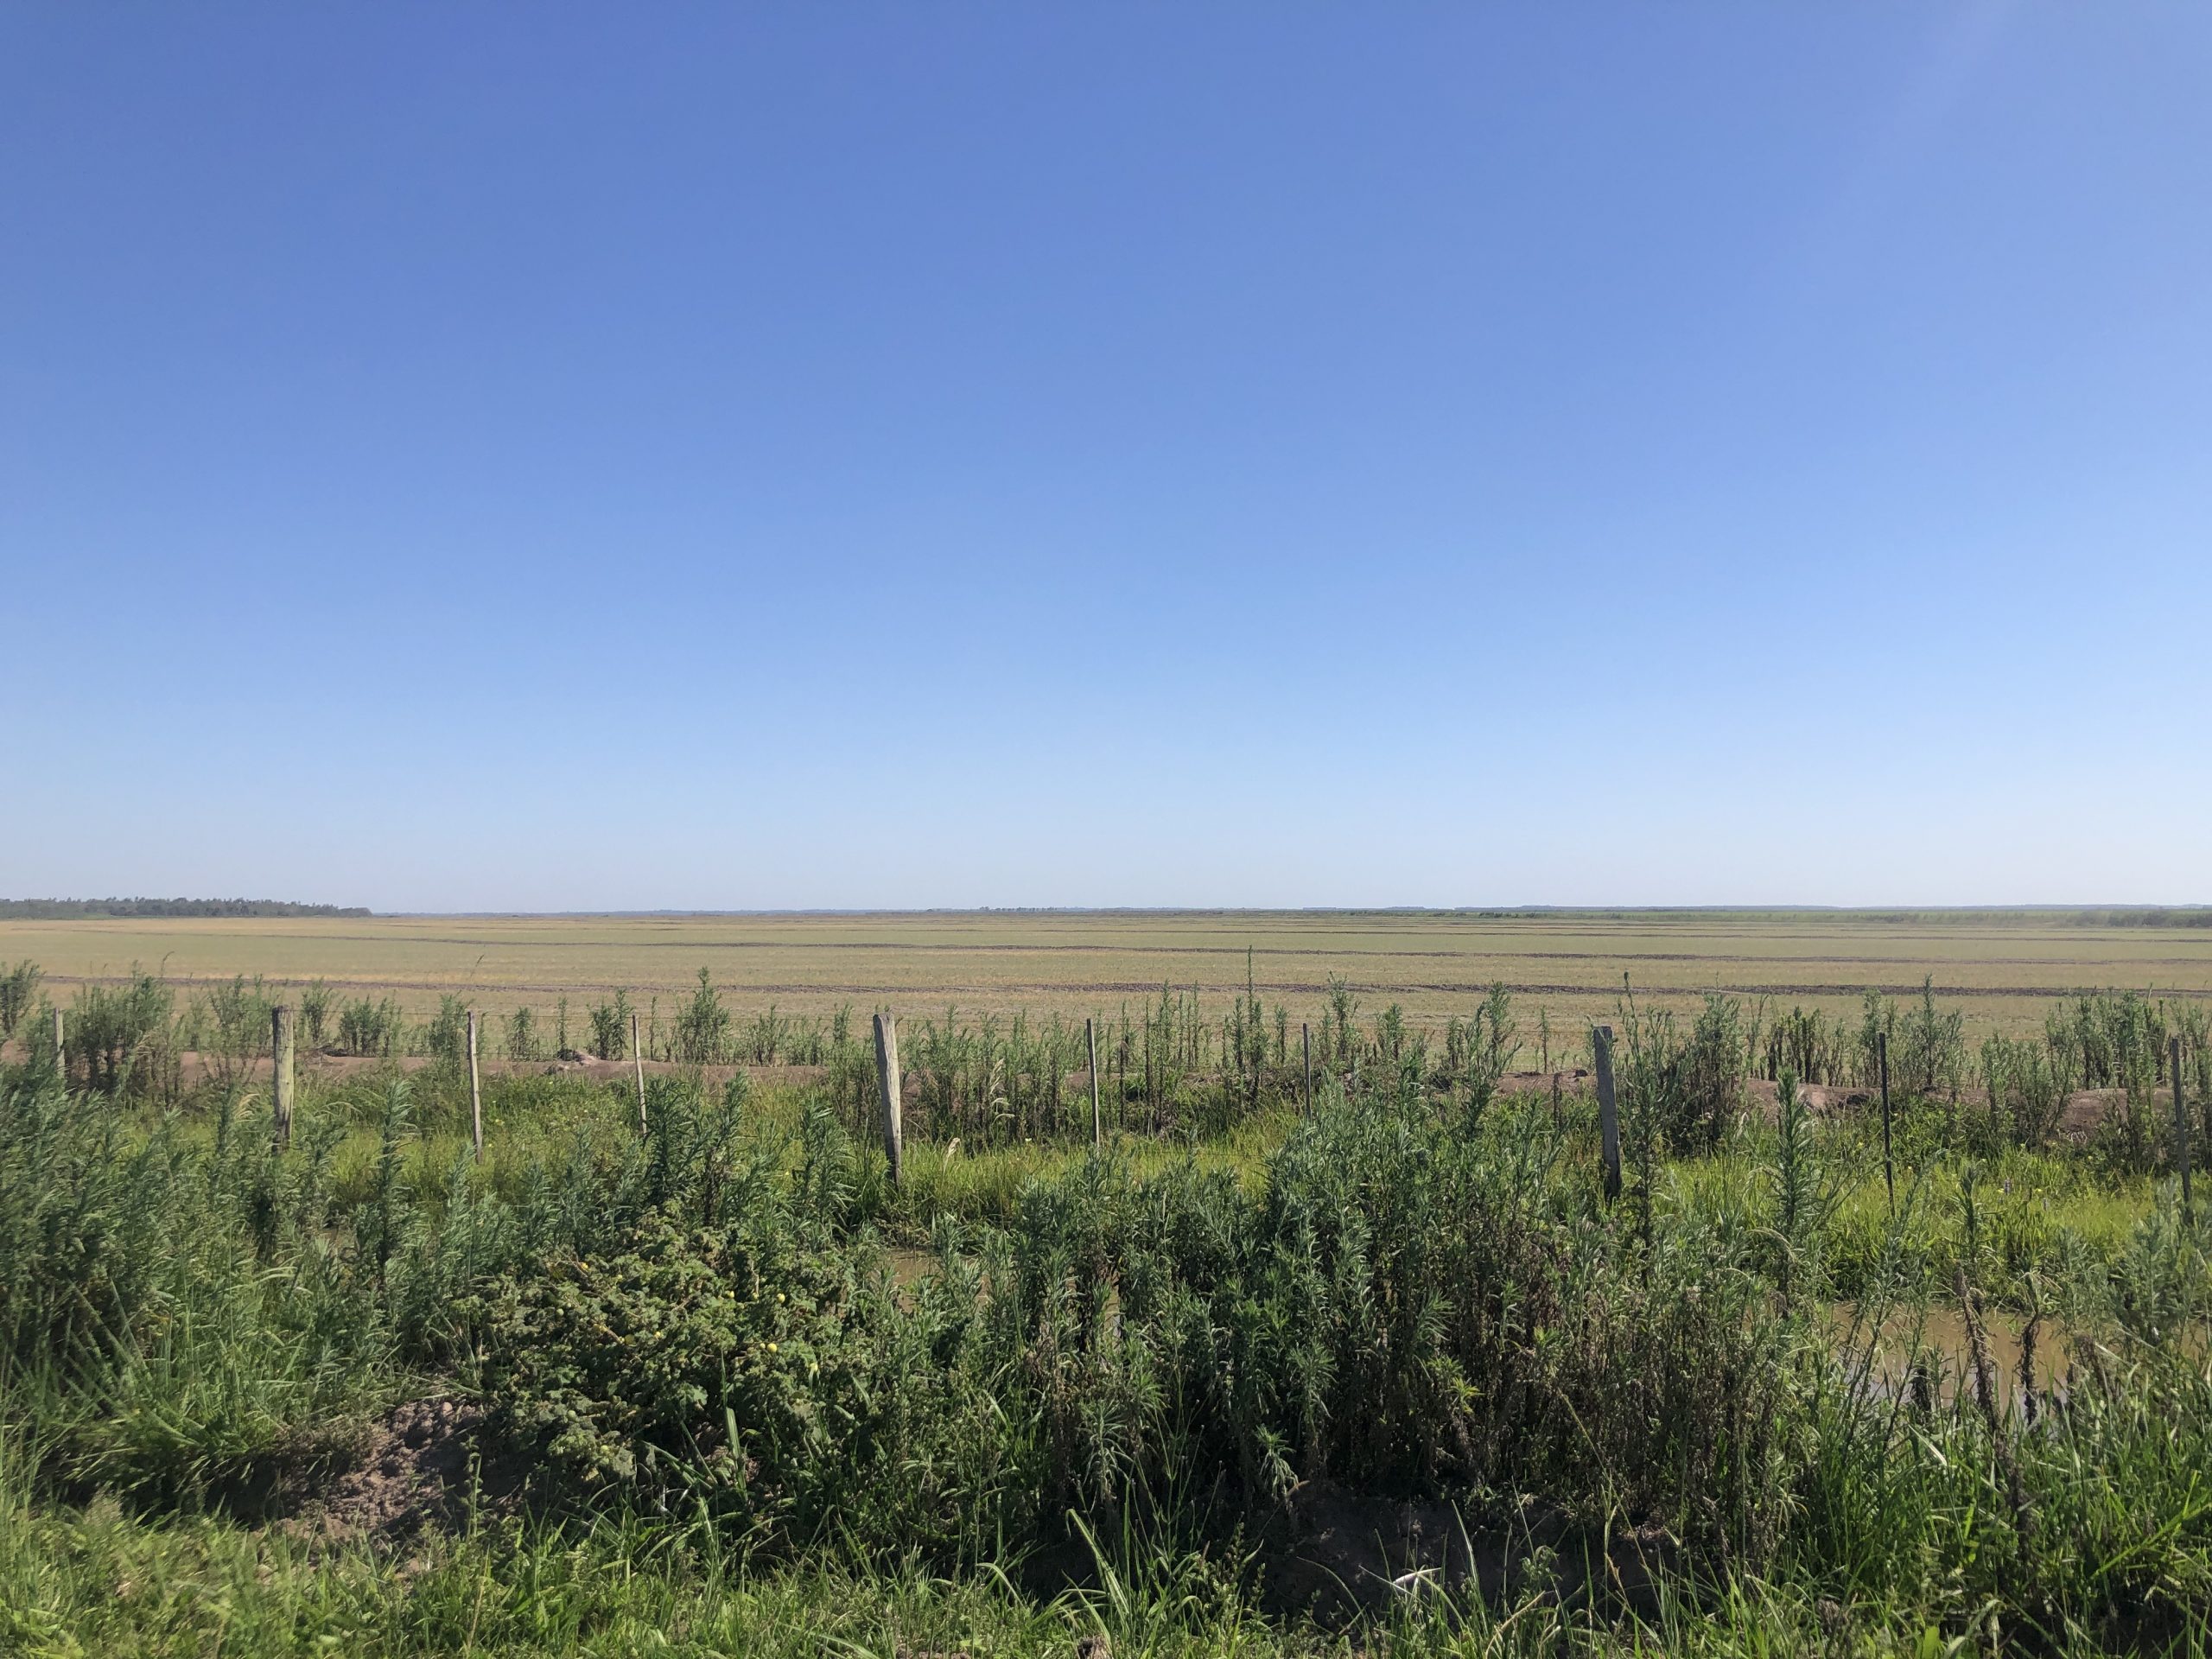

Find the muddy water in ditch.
xmin=1853 ymin=1308 xmax=2209 ymax=1402
xmin=886 ymin=1249 xmax=938 ymax=1292
xmin=1825 ymin=1303 xmax=2212 ymax=1405
xmin=1828 ymin=1306 xmax=2073 ymax=1405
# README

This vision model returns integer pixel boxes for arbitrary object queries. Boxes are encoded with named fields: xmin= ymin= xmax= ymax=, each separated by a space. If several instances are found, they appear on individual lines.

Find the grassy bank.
xmin=3 ymin=985 xmax=2209 ymax=1656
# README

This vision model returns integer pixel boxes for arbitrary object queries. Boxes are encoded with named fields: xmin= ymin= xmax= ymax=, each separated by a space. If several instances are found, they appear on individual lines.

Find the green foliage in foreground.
xmin=9 ymin=1484 xmax=2211 ymax=1659
xmin=1 ymin=1053 xmax=2209 ymax=1656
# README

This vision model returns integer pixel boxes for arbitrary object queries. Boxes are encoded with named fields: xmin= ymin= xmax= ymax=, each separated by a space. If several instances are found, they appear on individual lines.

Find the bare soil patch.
xmin=279 ymin=1398 xmax=517 ymax=1555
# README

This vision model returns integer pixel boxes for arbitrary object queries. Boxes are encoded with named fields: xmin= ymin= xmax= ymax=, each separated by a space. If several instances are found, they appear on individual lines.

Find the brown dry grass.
xmin=6 ymin=908 xmax=2210 ymax=1044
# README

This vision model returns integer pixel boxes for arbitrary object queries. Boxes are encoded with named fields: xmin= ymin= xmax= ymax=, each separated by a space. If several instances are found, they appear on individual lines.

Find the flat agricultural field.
xmin=7 ymin=909 xmax=2211 ymax=1040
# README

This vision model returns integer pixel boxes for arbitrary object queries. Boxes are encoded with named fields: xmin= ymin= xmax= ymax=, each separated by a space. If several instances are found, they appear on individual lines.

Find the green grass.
xmin=883 ymin=1104 xmax=1287 ymax=1234
xmin=1667 ymin=1136 xmax=2162 ymax=1312
xmin=0 ymin=1477 xmax=1833 ymax=1659
xmin=4 ymin=984 xmax=2210 ymax=1658
xmin=7 ymin=1444 xmax=2211 ymax=1656
xmin=256 ymin=1064 xmax=2177 ymax=1295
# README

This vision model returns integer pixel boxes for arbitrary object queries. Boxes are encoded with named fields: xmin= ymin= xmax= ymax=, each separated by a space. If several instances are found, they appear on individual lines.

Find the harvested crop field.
xmin=8 ymin=907 xmax=2211 ymax=1041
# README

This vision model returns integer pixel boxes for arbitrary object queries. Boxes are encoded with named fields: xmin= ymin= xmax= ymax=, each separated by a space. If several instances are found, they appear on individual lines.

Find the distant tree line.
xmin=0 ymin=898 xmax=370 ymax=919
xmin=2067 ymin=908 xmax=2212 ymax=928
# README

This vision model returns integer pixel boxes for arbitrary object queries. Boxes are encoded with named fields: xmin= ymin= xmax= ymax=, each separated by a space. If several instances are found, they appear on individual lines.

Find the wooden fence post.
xmin=1302 ymin=1022 xmax=1312 ymax=1113
xmin=632 ymin=1011 xmax=647 ymax=1138
xmin=1592 ymin=1024 xmax=1622 ymax=1201
xmin=2176 ymin=1036 xmax=2193 ymax=1217
xmin=1878 ymin=1031 xmax=1894 ymax=1216
xmin=467 ymin=1009 xmax=484 ymax=1161
xmin=874 ymin=1012 xmax=903 ymax=1183
xmin=1087 ymin=1016 xmax=1102 ymax=1151
xmin=50 ymin=1007 xmax=64 ymax=1081
xmin=271 ymin=1004 xmax=296 ymax=1151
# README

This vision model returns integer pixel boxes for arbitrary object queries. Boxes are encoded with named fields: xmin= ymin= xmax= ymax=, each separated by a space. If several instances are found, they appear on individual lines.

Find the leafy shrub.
xmin=505 ymin=1004 xmax=542 ymax=1061
xmin=587 ymin=990 xmax=632 ymax=1061
xmin=194 ymin=973 xmax=270 ymax=1086
xmin=336 ymin=995 xmax=402 ymax=1057
xmin=468 ymin=1205 xmax=1007 ymax=1560
xmin=424 ymin=995 xmax=469 ymax=1065
xmin=673 ymin=968 xmax=731 ymax=1065
xmin=66 ymin=970 xmax=175 ymax=1099
xmin=1620 ymin=994 xmax=1747 ymax=1155
xmin=0 ymin=960 xmax=40 ymax=1040
xmin=297 ymin=978 xmax=335 ymax=1047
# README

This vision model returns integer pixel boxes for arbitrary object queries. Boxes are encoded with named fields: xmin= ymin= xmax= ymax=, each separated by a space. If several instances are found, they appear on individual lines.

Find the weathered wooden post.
xmin=631 ymin=1010 xmax=647 ymax=1139
xmin=467 ymin=1009 xmax=484 ymax=1161
xmin=1592 ymin=1024 xmax=1622 ymax=1201
xmin=50 ymin=1006 xmax=65 ymax=1081
xmin=1878 ymin=1031 xmax=1895 ymax=1216
xmin=1087 ymin=1015 xmax=1102 ymax=1151
xmin=2175 ymin=1036 xmax=2193 ymax=1217
xmin=874 ymin=1012 xmax=903 ymax=1183
xmin=271 ymin=1004 xmax=296 ymax=1150
xmin=1301 ymin=1021 xmax=1312 ymax=1113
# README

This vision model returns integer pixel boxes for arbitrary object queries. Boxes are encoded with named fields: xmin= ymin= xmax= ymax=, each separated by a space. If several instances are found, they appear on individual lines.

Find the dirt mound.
xmin=1742 ymin=1077 xmax=1875 ymax=1118
xmin=2060 ymin=1087 xmax=2127 ymax=1137
xmin=1739 ymin=1077 xmax=2121 ymax=1138
xmin=1495 ymin=1069 xmax=1590 ymax=1094
xmin=280 ymin=1398 xmax=512 ymax=1553
xmin=1495 ymin=1071 xmax=1879 ymax=1120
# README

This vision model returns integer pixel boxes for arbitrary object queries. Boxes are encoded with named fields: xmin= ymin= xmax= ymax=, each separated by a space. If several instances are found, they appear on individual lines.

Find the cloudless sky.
xmin=3 ymin=4 xmax=2209 ymax=911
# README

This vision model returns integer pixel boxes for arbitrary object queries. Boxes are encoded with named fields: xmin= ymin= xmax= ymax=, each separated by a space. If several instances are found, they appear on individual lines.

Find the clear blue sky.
xmin=3 ymin=5 xmax=2208 ymax=911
